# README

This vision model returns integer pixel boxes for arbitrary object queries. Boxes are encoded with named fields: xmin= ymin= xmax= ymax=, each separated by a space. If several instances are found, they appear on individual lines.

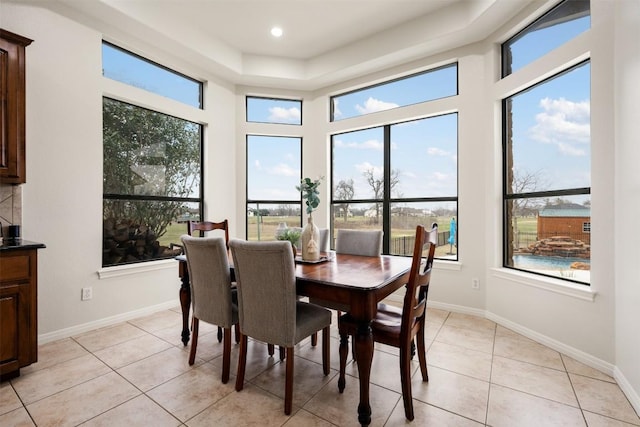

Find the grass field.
xmin=159 ymin=214 xmax=457 ymax=258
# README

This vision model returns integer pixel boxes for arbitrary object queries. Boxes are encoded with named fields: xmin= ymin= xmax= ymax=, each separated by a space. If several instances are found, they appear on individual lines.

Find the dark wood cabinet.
xmin=0 ymin=29 xmax=32 ymax=184
xmin=0 ymin=243 xmax=43 ymax=380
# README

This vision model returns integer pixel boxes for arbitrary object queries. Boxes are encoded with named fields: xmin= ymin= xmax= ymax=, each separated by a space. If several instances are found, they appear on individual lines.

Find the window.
xmin=583 ymin=222 xmax=591 ymax=233
xmin=331 ymin=113 xmax=458 ymax=259
xmin=102 ymin=41 xmax=202 ymax=108
xmin=503 ymin=61 xmax=591 ymax=284
xmin=246 ymin=135 xmax=302 ymax=240
xmin=246 ymin=96 xmax=302 ymax=125
xmin=502 ymin=0 xmax=590 ymax=77
xmin=102 ymin=42 xmax=204 ymax=268
xmin=330 ymin=63 xmax=458 ymax=121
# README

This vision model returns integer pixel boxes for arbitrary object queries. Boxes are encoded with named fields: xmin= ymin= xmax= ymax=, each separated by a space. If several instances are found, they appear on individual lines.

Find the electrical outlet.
xmin=81 ymin=287 xmax=93 ymax=301
xmin=471 ymin=278 xmax=480 ymax=289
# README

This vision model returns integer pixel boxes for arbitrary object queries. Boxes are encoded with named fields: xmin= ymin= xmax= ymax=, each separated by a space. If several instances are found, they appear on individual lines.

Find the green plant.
xmin=277 ymin=228 xmax=301 ymax=245
xmin=296 ymin=176 xmax=324 ymax=215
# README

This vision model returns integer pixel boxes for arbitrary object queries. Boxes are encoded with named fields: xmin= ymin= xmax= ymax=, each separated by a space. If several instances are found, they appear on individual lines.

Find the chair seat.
xmin=371 ymin=302 xmax=402 ymax=332
xmin=294 ymin=301 xmax=332 ymax=344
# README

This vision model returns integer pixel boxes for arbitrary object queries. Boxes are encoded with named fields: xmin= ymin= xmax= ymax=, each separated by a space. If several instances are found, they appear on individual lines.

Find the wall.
xmin=1 ymin=2 xmax=237 ymax=340
xmin=614 ymin=0 xmax=640 ymax=410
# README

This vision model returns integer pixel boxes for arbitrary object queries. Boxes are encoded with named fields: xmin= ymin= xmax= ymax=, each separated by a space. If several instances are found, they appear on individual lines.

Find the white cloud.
xmin=335 ymin=138 xmax=383 ymax=151
xmin=268 ymin=106 xmax=301 ymax=123
xmin=254 ymin=160 xmax=261 ymax=169
xmin=333 ymin=99 xmax=342 ymax=118
xmin=427 ymin=147 xmax=449 ymax=156
xmin=355 ymin=162 xmax=383 ymax=175
xmin=355 ymin=97 xmax=399 ymax=114
xmin=432 ymin=171 xmax=448 ymax=181
xmin=529 ymin=97 xmax=590 ymax=156
xmin=267 ymin=163 xmax=299 ymax=177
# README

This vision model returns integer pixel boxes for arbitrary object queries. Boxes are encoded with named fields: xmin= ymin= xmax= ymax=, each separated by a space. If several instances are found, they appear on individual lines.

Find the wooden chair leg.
xmin=311 ymin=332 xmax=318 ymax=346
xmin=322 ymin=326 xmax=330 ymax=375
xmin=416 ymin=330 xmax=428 ymax=382
xmin=284 ymin=347 xmax=295 ymax=415
xmin=217 ymin=326 xmax=223 ymax=343
xmin=279 ymin=346 xmax=286 ymax=361
xmin=399 ymin=344 xmax=415 ymax=421
xmin=338 ymin=329 xmax=348 ymax=392
xmin=221 ymin=327 xmax=231 ymax=384
xmin=235 ymin=334 xmax=248 ymax=392
xmin=234 ymin=324 xmax=240 ymax=344
xmin=188 ymin=317 xmax=199 ymax=365
xmin=268 ymin=343 xmax=275 ymax=356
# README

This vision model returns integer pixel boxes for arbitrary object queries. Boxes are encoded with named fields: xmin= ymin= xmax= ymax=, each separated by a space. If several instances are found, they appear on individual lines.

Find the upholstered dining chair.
xmin=335 ymin=228 xmax=383 ymax=256
xmin=310 ymin=228 xmax=383 ymax=346
xmin=180 ymin=235 xmax=238 ymax=384
xmin=229 ymin=239 xmax=331 ymax=415
xmin=337 ymin=223 xmax=438 ymax=421
xmin=187 ymin=219 xmax=233 ymax=343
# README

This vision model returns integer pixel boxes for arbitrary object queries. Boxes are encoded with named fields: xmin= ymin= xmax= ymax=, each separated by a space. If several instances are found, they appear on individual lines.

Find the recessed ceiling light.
xmin=271 ymin=27 xmax=283 ymax=38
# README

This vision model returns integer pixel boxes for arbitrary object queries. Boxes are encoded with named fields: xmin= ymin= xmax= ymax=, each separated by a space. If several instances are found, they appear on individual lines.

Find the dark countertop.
xmin=0 ymin=239 xmax=46 ymax=251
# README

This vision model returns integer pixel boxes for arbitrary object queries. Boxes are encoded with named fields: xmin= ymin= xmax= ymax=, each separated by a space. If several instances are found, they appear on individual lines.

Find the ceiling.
xmin=22 ymin=0 xmax=537 ymax=90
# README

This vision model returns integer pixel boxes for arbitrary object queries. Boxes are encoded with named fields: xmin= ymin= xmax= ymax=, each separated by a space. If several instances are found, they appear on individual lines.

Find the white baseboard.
xmin=38 ymin=300 xmax=180 ymax=345
xmin=614 ymin=366 xmax=640 ymax=416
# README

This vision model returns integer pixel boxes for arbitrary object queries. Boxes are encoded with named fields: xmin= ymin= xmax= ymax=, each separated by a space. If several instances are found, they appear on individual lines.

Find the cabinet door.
xmin=0 ymin=284 xmax=30 ymax=375
xmin=0 ymin=30 xmax=32 ymax=184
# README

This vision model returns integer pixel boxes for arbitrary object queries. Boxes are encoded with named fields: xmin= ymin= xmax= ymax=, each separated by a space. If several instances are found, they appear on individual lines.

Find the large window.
xmin=502 ymin=0 xmax=590 ymax=76
xmin=331 ymin=113 xmax=458 ymax=259
xmin=503 ymin=60 xmax=591 ymax=284
xmin=246 ymin=135 xmax=302 ymax=240
xmin=246 ymin=96 xmax=302 ymax=125
xmin=330 ymin=63 xmax=458 ymax=121
xmin=102 ymin=43 xmax=203 ymax=267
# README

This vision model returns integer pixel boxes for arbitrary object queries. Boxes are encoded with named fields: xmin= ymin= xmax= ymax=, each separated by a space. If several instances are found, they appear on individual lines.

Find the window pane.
xmin=505 ymin=195 xmax=590 ymax=284
xmin=332 ymin=128 xmax=384 ymax=200
xmin=247 ymin=97 xmax=302 ymax=125
xmin=390 ymin=114 xmax=458 ymax=199
xmin=502 ymin=0 xmax=590 ymax=76
xmin=102 ymin=42 xmax=202 ymax=108
xmin=103 ymin=98 xmax=201 ymax=198
xmin=247 ymin=135 xmax=301 ymax=201
xmin=331 ymin=64 xmax=457 ymax=121
xmin=103 ymin=199 xmax=197 ymax=266
xmin=247 ymin=203 xmax=301 ymax=241
xmin=505 ymin=62 xmax=590 ymax=194
xmin=389 ymin=202 xmax=457 ymax=258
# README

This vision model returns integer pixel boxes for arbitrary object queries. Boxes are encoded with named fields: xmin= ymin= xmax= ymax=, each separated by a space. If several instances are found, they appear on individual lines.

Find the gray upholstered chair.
xmin=181 ymin=235 xmax=238 ymax=384
xmin=229 ymin=239 xmax=331 ymax=415
xmin=335 ymin=229 xmax=383 ymax=256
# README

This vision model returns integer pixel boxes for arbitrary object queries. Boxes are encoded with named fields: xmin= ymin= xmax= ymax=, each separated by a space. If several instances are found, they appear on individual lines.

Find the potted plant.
xmin=277 ymin=228 xmax=301 ymax=258
xmin=296 ymin=176 xmax=324 ymax=261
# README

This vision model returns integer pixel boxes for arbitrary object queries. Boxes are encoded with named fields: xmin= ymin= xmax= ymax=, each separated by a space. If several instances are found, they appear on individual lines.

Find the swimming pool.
xmin=512 ymin=254 xmax=590 ymax=270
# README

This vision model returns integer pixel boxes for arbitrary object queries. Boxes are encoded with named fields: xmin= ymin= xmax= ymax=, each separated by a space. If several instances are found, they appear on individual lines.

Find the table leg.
xmin=353 ymin=321 xmax=374 ymax=426
xmin=179 ymin=267 xmax=191 ymax=346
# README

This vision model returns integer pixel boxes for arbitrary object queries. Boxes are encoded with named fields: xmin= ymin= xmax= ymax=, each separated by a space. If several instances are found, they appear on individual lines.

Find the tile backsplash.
xmin=0 ymin=183 xmax=22 ymax=238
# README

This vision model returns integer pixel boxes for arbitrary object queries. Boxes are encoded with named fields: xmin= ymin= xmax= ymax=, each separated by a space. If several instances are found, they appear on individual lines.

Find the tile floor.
xmin=1 ymin=306 xmax=639 ymax=426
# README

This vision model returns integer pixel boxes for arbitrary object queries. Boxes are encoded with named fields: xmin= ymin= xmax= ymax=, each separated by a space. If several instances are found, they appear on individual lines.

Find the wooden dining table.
xmin=176 ymin=252 xmax=413 ymax=426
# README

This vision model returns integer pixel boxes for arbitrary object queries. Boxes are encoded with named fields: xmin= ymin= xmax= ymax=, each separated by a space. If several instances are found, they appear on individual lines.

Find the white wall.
xmin=1 ymin=2 xmax=237 ymax=340
xmin=614 ymin=0 xmax=640 ymax=410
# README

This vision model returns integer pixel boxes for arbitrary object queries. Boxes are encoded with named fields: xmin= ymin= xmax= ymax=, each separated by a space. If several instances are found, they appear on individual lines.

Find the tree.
xmin=362 ymin=168 xmax=400 ymax=224
xmin=509 ymin=168 xmax=547 ymax=250
xmin=334 ymin=179 xmax=354 ymax=221
xmin=103 ymin=98 xmax=201 ymax=239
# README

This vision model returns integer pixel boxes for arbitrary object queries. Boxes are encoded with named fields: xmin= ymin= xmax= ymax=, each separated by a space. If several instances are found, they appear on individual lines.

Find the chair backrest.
xmin=400 ymin=223 xmax=438 ymax=341
xmin=335 ymin=229 xmax=383 ymax=256
xmin=188 ymin=220 xmax=229 ymax=246
xmin=181 ymin=235 xmax=236 ymax=328
xmin=229 ymin=239 xmax=297 ymax=347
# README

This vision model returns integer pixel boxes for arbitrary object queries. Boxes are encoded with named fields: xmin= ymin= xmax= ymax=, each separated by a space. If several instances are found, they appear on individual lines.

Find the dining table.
xmin=176 ymin=251 xmax=413 ymax=426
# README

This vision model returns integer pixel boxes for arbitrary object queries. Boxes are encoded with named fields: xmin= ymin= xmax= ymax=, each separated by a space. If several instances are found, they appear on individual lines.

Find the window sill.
xmin=98 ymin=259 xmax=177 ymax=279
xmin=434 ymin=259 xmax=462 ymax=271
xmin=491 ymin=268 xmax=596 ymax=302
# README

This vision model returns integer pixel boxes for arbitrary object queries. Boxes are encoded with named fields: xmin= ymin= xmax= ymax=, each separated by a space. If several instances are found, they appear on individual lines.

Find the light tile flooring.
xmin=1 ymin=307 xmax=639 ymax=426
